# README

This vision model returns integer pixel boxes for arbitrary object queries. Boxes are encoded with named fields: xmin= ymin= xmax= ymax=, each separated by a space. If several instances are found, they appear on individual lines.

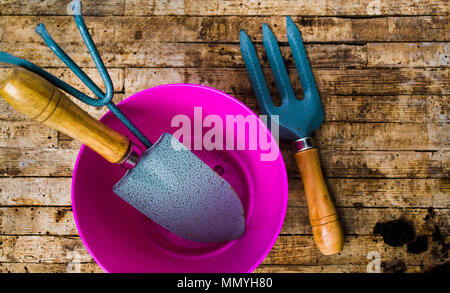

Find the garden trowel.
xmin=0 ymin=68 xmax=245 ymax=243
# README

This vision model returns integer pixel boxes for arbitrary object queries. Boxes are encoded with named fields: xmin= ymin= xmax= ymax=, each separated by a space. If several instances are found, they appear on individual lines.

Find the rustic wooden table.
xmin=0 ymin=0 xmax=448 ymax=273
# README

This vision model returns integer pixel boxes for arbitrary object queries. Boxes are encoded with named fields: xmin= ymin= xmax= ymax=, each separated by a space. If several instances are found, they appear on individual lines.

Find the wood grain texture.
xmin=2 ymin=94 xmax=448 ymax=123
xmin=1 ymin=16 xmax=448 ymax=43
xmin=283 ymin=149 xmax=449 ymax=179
xmin=263 ymin=235 xmax=450 ymax=266
xmin=0 ymin=121 xmax=58 ymax=148
xmin=1 ymin=178 xmax=448 ymax=208
xmin=53 ymin=121 xmax=449 ymax=151
xmin=1 ymin=0 xmax=448 ymax=16
xmin=0 ymin=148 xmax=78 ymax=177
xmin=368 ymin=43 xmax=450 ymax=67
xmin=123 ymin=67 xmax=450 ymax=96
xmin=0 ymin=0 xmax=448 ymax=273
xmin=254 ymin=264 xmax=425 ymax=273
xmin=0 ymin=94 xmax=126 ymax=122
xmin=124 ymin=0 xmax=450 ymax=16
xmin=0 ymin=178 xmax=72 ymax=206
xmin=0 ymin=67 xmax=124 ymax=94
xmin=0 ymin=0 xmax=125 ymax=16
xmin=0 ymin=42 xmax=368 ymax=68
xmin=0 ymin=148 xmax=447 ymax=178
xmin=1 ymin=235 xmax=447 ymax=268
xmin=1 ymin=206 xmax=448 ymax=236
xmin=0 ymin=262 xmax=104 ymax=273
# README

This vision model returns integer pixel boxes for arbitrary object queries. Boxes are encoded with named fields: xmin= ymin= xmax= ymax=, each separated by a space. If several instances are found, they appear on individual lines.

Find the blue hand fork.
xmin=240 ymin=16 xmax=344 ymax=255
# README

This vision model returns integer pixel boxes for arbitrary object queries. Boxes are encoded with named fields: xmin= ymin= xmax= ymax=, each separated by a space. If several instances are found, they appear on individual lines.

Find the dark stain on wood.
xmin=407 ymin=236 xmax=429 ymax=254
xmin=373 ymin=219 xmax=415 ymax=247
xmin=382 ymin=259 xmax=407 ymax=273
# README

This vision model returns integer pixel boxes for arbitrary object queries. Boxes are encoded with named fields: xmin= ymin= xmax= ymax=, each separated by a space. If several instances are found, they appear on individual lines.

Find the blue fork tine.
xmin=286 ymin=17 xmax=321 ymax=105
xmin=262 ymin=23 xmax=297 ymax=105
xmin=286 ymin=16 xmax=324 ymax=134
xmin=239 ymin=29 xmax=275 ymax=116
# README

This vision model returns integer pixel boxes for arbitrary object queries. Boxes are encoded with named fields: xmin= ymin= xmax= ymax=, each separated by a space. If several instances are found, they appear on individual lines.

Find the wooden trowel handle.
xmin=0 ymin=68 xmax=130 ymax=164
xmin=295 ymin=147 xmax=344 ymax=255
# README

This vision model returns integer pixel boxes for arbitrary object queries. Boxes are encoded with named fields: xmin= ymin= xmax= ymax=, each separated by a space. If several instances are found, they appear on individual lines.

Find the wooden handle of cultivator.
xmin=0 ymin=68 xmax=130 ymax=164
xmin=295 ymin=148 xmax=344 ymax=255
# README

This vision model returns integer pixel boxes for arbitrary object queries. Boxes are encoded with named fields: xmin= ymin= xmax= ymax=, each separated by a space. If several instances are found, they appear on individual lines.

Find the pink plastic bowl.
xmin=72 ymin=84 xmax=288 ymax=272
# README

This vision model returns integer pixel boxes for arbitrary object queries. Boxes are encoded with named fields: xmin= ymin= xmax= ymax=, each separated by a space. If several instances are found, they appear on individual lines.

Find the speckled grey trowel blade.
xmin=113 ymin=133 xmax=245 ymax=242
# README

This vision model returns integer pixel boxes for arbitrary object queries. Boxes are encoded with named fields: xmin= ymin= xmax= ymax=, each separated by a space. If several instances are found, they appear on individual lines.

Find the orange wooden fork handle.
xmin=295 ymin=147 xmax=344 ymax=255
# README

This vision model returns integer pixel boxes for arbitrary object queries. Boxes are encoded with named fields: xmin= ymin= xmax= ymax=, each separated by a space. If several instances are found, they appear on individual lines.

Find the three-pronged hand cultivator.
xmin=240 ymin=16 xmax=344 ymax=255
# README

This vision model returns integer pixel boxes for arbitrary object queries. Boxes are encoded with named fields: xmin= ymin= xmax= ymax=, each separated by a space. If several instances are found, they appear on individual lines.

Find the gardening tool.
xmin=71 ymin=84 xmax=289 ymax=272
xmin=0 ymin=0 xmax=245 ymax=243
xmin=240 ymin=16 xmax=344 ymax=255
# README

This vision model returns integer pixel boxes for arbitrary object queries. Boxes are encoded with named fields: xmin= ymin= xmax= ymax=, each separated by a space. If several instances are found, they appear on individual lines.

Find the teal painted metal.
xmin=240 ymin=16 xmax=324 ymax=140
xmin=0 ymin=0 xmax=151 ymax=148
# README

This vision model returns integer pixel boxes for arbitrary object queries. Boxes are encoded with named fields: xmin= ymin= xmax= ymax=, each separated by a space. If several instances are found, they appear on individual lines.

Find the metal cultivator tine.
xmin=262 ymin=23 xmax=297 ymax=105
xmin=239 ymin=29 xmax=276 ymax=117
xmin=286 ymin=16 xmax=324 ymax=133
xmin=0 ymin=0 xmax=152 ymax=148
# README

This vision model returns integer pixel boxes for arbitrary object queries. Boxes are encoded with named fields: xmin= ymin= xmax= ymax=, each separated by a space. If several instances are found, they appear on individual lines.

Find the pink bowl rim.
xmin=71 ymin=83 xmax=289 ymax=273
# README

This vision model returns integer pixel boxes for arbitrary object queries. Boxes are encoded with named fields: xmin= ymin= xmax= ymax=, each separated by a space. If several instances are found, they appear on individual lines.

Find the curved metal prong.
xmin=239 ymin=29 xmax=275 ymax=116
xmin=262 ymin=23 xmax=296 ymax=105
xmin=70 ymin=0 xmax=114 ymax=103
xmin=35 ymin=23 xmax=108 ymax=107
xmin=286 ymin=16 xmax=323 ymax=135
xmin=286 ymin=16 xmax=320 ymax=102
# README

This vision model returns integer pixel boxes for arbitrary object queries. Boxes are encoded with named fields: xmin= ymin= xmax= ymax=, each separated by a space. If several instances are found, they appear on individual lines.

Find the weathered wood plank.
xmin=317 ymin=95 xmax=449 ymax=123
xmin=0 ymin=121 xmax=58 ymax=148
xmin=241 ymin=94 xmax=450 ymax=125
xmin=254 ymin=264 xmax=425 ymax=273
xmin=1 ymin=235 xmax=447 ymax=266
xmin=1 ymin=16 xmax=448 ymax=43
xmin=2 ymin=94 xmax=448 ymax=124
xmin=290 ymin=179 xmax=450 ymax=209
xmin=0 ymin=41 xmax=367 ymax=68
xmin=0 ymin=178 xmax=71 ymax=206
xmin=1 ymin=178 xmax=447 ymax=208
xmin=0 ymin=207 xmax=77 ymax=235
xmin=282 ymin=207 xmax=449 ymax=235
xmin=0 ymin=148 xmax=446 ymax=178
xmin=0 ymin=0 xmax=125 ymax=16
xmin=315 ymin=122 xmax=449 ymax=151
xmin=1 ymin=0 xmax=447 ymax=17
xmin=0 ymin=235 xmax=93 ymax=263
xmin=283 ymin=149 xmax=448 ymax=179
xmin=0 ymin=262 xmax=103 ymax=273
xmin=1 ymin=206 xmax=447 ymax=236
xmin=0 ymin=94 xmax=126 ymax=122
xmin=57 ymin=121 xmax=449 ymax=151
xmin=0 ymin=262 xmax=431 ymax=273
xmin=263 ymin=235 xmax=449 ymax=266
xmin=124 ymin=67 xmax=449 ymax=96
xmin=242 ymin=95 xmax=449 ymax=123
xmin=368 ymin=43 xmax=450 ymax=67
xmin=0 ymin=148 xmax=78 ymax=177
xmin=124 ymin=0 xmax=450 ymax=16
xmin=0 ymin=68 xmax=124 ymax=95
